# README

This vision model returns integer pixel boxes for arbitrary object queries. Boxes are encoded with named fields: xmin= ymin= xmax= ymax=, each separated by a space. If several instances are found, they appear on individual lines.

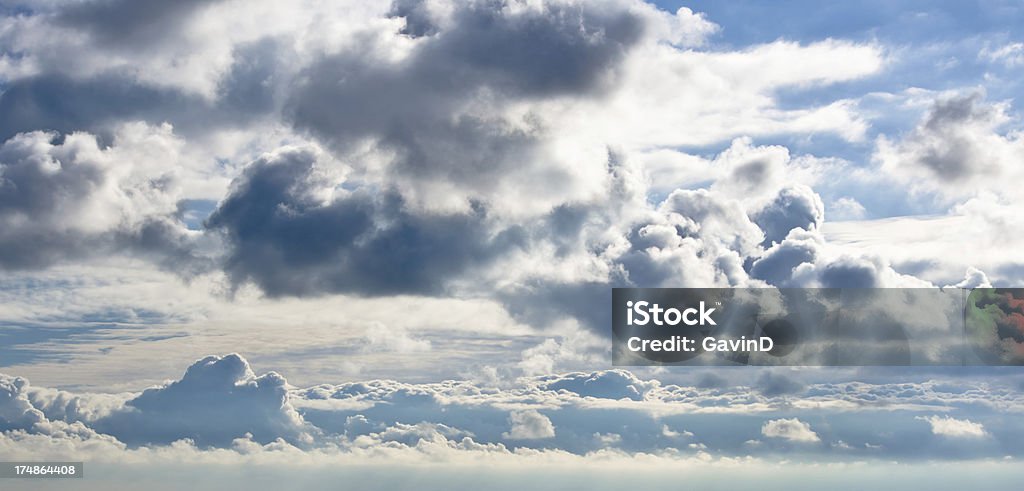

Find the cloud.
xmin=760 ymin=418 xmax=820 ymax=443
xmin=1 ymin=373 xmax=124 ymax=450
xmin=284 ymin=0 xmax=653 ymax=216
xmin=0 ymin=125 xmax=206 ymax=271
xmin=874 ymin=92 xmax=1024 ymax=201
xmin=360 ymin=324 xmax=432 ymax=354
xmin=660 ymin=425 xmax=693 ymax=439
xmin=953 ymin=267 xmax=992 ymax=289
xmin=822 ymin=205 xmax=1024 ymax=287
xmin=751 ymin=185 xmax=824 ymax=247
xmin=0 ymin=0 xmax=897 ymax=330
xmin=828 ymin=197 xmax=866 ymax=221
xmin=749 ymin=229 xmax=820 ymax=286
xmin=503 ymin=410 xmax=555 ymax=440
xmin=693 ymin=372 xmax=730 ymax=389
xmin=916 ymin=415 xmax=988 ymax=439
xmin=6 ymin=353 xmax=1024 ymax=462
xmin=538 ymin=370 xmax=655 ymax=401
xmin=981 ymin=42 xmax=1024 ymax=67
xmin=364 ymin=421 xmax=474 ymax=447
xmin=0 ymin=374 xmax=46 ymax=431
xmin=206 ymin=145 xmax=526 ymax=296
xmin=755 ymin=371 xmax=806 ymax=397
xmin=818 ymin=256 xmax=884 ymax=288
xmin=55 ymin=0 xmax=223 ymax=49
xmin=87 ymin=354 xmax=314 ymax=447
xmin=2 ymin=3 xmax=1024 ymax=484
xmin=0 ymin=74 xmax=194 ymax=142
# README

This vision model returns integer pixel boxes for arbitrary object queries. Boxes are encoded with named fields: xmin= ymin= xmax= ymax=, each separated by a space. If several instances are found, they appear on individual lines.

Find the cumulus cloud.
xmin=1 ymin=373 xmax=123 ymax=449
xmin=751 ymin=185 xmax=824 ymax=247
xmin=954 ymin=267 xmax=992 ymax=289
xmin=916 ymin=415 xmax=988 ymax=439
xmin=0 ymin=374 xmax=46 ymax=431
xmin=749 ymin=229 xmax=821 ymax=286
xmin=760 ymin=418 xmax=820 ymax=443
xmin=0 ymin=125 xmax=207 ymax=270
xmin=81 ymin=354 xmax=315 ymax=447
xmin=503 ymin=410 xmax=556 ymax=440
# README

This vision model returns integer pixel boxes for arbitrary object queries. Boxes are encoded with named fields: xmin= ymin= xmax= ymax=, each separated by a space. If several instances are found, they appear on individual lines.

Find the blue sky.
xmin=1 ymin=0 xmax=1024 ymax=488
xmin=656 ymin=0 xmax=1024 ymax=215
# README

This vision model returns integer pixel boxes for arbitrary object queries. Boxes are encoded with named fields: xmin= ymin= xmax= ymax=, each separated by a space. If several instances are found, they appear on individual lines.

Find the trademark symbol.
xmin=715 ymin=301 xmax=722 ymax=306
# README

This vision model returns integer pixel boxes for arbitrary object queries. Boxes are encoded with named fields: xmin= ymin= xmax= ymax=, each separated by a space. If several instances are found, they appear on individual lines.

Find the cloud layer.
xmin=4 ymin=353 xmax=1024 ymax=464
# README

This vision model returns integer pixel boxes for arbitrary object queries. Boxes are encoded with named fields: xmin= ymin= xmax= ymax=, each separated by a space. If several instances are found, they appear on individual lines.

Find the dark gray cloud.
xmin=881 ymin=92 xmax=1010 ymax=185
xmin=0 ymin=75 xmax=184 ymax=143
xmin=206 ymin=146 xmax=527 ymax=296
xmin=916 ymin=93 xmax=995 ymax=181
xmin=819 ymin=256 xmax=882 ymax=288
xmin=388 ymin=0 xmax=439 ymax=38
xmin=693 ymin=371 xmax=730 ymax=389
xmin=0 ymin=218 xmax=201 ymax=273
xmin=287 ymin=0 xmax=646 ymax=204
xmin=0 ymin=52 xmax=280 ymax=142
xmin=754 ymin=370 xmax=806 ymax=396
xmin=499 ymin=280 xmax=616 ymax=334
xmin=55 ymin=0 xmax=223 ymax=48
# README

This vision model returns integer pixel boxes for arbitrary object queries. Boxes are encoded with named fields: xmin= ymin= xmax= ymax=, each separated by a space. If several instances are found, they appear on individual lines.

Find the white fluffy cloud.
xmin=0 ymin=124 xmax=209 ymax=270
xmin=26 ymin=354 xmax=315 ymax=448
xmin=0 ymin=374 xmax=46 ymax=431
xmin=760 ymin=418 xmax=820 ymax=443
xmin=917 ymin=415 xmax=988 ymax=439
xmin=503 ymin=410 xmax=556 ymax=440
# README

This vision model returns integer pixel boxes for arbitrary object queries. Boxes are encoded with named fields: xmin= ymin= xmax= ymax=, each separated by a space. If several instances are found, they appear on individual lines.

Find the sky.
xmin=1 ymin=0 xmax=1024 ymax=488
